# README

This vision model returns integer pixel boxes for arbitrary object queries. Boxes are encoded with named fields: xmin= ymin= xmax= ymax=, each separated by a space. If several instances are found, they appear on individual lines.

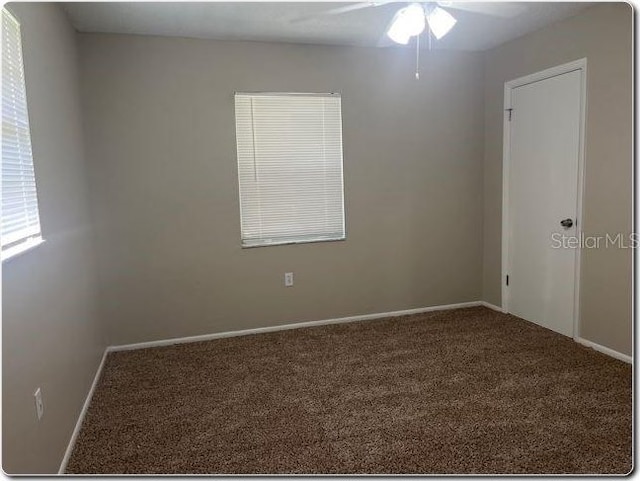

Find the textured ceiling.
xmin=63 ymin=2 xmax=594 ymax=51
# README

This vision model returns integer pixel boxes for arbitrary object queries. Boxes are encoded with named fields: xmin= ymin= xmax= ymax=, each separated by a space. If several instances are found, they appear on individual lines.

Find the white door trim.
xmin=501 ymin=58 xmax=588 ymax=340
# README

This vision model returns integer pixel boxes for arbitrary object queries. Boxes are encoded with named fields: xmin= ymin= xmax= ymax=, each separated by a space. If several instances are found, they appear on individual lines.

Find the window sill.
xmin=242 ymin=236 xmax=346 ymax=249
xmin=2 ymin=238 xmax=45 ymax=263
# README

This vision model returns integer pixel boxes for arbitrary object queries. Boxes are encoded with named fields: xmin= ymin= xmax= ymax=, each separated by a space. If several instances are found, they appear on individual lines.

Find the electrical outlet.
xmin=34 ymin=388 xmax=44 ymax=421
xmin=284 ymin=272 xmax=294 ymax=287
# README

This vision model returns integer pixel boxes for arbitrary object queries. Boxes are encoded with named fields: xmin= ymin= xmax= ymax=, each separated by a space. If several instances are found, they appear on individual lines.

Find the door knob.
xmin=560 ymin=218 xmax=574 ymax=229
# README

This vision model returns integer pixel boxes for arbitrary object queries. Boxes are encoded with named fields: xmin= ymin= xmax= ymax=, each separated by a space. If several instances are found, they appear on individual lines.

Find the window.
xmin=235 ymin=93 xmax=345 ymax=247
xmin=2 ymin=9 xmax=42 ymax=260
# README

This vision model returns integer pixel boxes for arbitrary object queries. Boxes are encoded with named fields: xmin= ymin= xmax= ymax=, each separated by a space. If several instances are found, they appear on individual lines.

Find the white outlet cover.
xmin=285 ymin=272 xmax=294 ymax=287
xmin=34 ymin=387 xmax=44 ymax=420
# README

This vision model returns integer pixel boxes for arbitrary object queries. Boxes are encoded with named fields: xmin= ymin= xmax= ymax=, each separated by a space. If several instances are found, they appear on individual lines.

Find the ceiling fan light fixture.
xmin=426 ymin=6 xmax=457 ymax=40
xmin=387 ymin=21 xmax=411 ymax=45
xmin=386 ymin=3 xmax=426 ymax=45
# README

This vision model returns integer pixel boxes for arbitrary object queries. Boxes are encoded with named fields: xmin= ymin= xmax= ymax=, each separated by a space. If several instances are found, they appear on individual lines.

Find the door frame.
xmin=501 ymin=58 xmax=587 ymax=339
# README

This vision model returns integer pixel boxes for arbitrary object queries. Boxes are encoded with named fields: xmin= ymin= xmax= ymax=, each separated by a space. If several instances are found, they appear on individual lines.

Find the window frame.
xmin=234 ymin=92 xmax=347 ymax=249
xmin=1 ymin=8 xmax=44 ymax=262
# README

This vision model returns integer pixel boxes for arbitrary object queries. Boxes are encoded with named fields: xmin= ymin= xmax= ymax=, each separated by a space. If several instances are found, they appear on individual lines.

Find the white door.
xmin=505 ymin=68 xmax=583 ymax=337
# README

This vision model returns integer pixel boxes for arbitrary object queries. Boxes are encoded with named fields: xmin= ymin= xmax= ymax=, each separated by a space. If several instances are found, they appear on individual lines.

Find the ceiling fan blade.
xmin=438 ymin=2 xmax=527 ymax=18
xmin=298 ymin=2 xmax=373 ymax=20
xmin=290 ymin=2 xmax=390 ymax=24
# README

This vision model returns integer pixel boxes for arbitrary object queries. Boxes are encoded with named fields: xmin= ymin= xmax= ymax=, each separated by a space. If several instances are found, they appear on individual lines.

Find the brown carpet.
xmin=66 ymin=307 xmax=632 ymax=474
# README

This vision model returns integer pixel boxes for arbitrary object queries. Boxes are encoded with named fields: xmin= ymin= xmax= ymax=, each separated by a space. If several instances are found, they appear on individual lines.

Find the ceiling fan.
xmin=291 ymin=2 xmax=527 ymax=45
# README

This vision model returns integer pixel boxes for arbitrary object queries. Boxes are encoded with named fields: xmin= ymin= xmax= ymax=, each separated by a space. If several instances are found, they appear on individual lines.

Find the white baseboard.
xmin=58 ymin=348 xmax=109 ymax=474
xmin=479 ymin=301 xmax=505 ymax=313
xmin=109 ymin=301 xmax=486 ymax=352
xmin=575 ymin=337 xmax=632 ymax=364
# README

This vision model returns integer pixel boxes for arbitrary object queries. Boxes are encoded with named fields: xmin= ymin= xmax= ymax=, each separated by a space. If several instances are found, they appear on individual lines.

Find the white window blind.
xmin=2 ymin=9 xmax=41 ymax=257
xmin=235 ymin=93 xmax=345 ymax=247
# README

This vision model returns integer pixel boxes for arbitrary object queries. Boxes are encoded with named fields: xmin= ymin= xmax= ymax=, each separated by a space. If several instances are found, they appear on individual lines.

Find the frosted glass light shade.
xmin=426 ymin=6 xmax=457 ymax=40
xmin=387 ymin=3 xmax=426 ymax=45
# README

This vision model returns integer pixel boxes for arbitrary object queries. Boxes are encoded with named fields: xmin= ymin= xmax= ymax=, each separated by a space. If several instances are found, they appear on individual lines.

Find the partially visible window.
xmin=2 ymin=9 xmax=42 ymax=260
xmin=235 ymin=93 xmax=345 ymax=247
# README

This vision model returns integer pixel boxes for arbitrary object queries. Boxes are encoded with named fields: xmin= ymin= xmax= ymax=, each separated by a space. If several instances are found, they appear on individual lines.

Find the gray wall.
xmin=2 ymin=3 xmax=105 ymax=474
xmin=2 ymin=3 xmax=632 ymax=474
xmin=77 ymin=34 xmax=485 ymax=345
xmin=482 ymin=3 xmax=633 ymax=355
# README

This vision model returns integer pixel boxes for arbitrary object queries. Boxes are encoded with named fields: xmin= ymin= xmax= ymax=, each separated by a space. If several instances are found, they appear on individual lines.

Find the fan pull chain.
xmin=416 ymin=20 xmax=433 ymax=80
xmin=415 ymin=33 xmax=420 ymax=80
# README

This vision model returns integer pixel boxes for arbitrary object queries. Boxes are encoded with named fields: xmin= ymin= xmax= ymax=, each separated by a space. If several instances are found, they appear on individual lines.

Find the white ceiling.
xmin=63 ymin=2 xmax=594 ymax=52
